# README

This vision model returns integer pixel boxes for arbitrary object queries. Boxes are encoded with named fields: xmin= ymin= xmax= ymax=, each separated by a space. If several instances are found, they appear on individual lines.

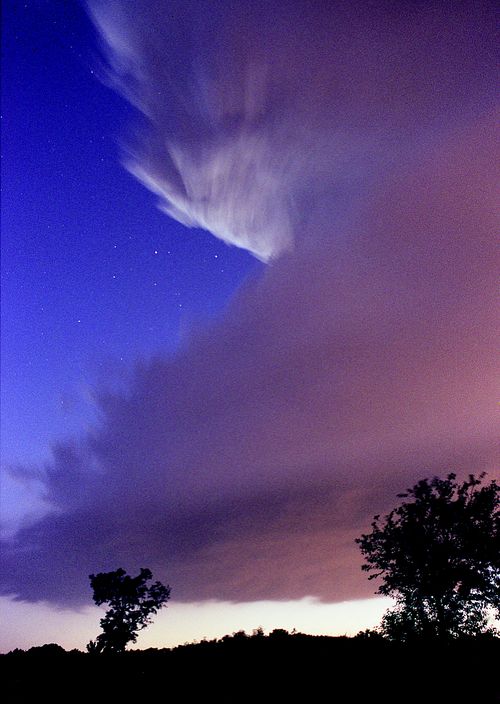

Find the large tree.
xmin=87 ymin=567 xmax=171 ymax=653
xmin=356 ymin=473 xmax=499 ymax=640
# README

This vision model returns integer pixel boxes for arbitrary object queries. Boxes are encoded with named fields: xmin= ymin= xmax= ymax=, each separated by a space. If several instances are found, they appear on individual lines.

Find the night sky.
xmin=1 ymin=1 xmax=498 ymax=650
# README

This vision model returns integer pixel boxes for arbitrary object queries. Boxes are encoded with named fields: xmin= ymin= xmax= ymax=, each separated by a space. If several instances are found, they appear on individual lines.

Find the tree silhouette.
xmin=356 ymin=473 xmax=499 ymax=640
xmin=87 ymin=567 xmax=171 ymax=653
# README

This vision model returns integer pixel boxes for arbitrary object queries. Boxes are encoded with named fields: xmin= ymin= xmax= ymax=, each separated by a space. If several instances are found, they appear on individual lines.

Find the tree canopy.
xmin=356 ymin=473 xmax=499 ymax=640
xmin=87 ymin=567 xmax=171 ymax=653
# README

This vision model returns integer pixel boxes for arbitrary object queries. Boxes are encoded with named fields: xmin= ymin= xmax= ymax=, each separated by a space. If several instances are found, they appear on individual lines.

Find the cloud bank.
xmin=1 ymin=1 xmax=497 ymax=606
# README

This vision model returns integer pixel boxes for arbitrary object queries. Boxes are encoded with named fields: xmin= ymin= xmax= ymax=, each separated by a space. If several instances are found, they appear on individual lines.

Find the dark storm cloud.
xmin=1 ymin=1 xmax=497 ymax=606
xmin=0 ymin=482 xmax=373 ymax=604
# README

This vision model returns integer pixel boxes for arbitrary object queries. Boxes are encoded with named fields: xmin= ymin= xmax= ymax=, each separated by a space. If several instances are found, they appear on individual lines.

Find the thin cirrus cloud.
xmin=88 ymin=0 xmax=497 ymax=261
xmin=1 ymin=1 xmax=498 ymax=606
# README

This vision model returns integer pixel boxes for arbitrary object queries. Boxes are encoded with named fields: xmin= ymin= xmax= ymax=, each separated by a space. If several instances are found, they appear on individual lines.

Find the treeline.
xmin=2 ymin=630 xmax=499 ymax=704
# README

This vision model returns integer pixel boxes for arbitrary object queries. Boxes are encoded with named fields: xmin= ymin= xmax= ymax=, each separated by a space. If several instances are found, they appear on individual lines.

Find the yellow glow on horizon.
xmin=0 ymin=595 xmax=392 ymax=652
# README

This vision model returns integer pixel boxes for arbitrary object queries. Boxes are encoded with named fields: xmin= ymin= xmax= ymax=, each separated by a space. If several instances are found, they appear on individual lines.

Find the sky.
xmin=0 ymin=0 xmax=498 ymax=651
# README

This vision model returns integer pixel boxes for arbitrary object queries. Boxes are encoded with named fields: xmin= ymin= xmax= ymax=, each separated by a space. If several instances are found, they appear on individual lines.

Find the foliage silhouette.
xmin=87 ymin=567 xmax=170 ymax=653
xmin=356 ymin=472 xmax=499 ymax=640
xmin=4 ymin=631 xmax=500 ymax=704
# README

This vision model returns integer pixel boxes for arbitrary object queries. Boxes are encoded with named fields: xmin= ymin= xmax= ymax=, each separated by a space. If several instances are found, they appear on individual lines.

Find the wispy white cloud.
xmin=88 ymin=1 xmax=497 ymax=260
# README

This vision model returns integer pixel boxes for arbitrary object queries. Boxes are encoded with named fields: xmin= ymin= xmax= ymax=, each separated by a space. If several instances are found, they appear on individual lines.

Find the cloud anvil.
xmin=1 ymin=1 xmax=498 ymax=615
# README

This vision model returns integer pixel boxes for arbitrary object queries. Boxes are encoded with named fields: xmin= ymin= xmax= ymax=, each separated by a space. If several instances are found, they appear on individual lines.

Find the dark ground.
xmin=2 ymin=632 xmax=499 ymax=703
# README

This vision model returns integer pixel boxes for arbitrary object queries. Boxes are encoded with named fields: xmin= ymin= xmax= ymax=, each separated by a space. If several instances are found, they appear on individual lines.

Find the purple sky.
xmin=1 ymin=0 xmax=498 ymax=648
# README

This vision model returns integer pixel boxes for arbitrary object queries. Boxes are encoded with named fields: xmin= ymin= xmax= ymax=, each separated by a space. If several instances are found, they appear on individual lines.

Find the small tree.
xmin=87 ymin=567 xmax=171 ymax=653
xmin=356 ymin=473 xmax=499 ymax=640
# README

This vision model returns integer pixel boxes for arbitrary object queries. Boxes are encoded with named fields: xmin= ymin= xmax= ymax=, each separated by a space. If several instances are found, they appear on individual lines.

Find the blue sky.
xmin=1 ymin=0 xmax=259 ymax=474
